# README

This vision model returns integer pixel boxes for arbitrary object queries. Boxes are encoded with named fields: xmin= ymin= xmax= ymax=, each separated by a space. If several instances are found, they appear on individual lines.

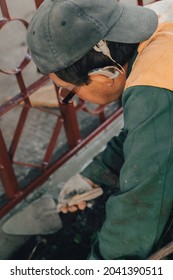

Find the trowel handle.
xmin=67 ymin=187 xmax=103 ymax=207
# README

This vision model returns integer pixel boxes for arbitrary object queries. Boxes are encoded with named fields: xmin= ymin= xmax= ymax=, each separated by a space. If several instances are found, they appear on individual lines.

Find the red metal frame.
xmin=137 ymin=0 xmax=159 ymax=5
xmin=0 ymin=0 xmax=159 ymax=218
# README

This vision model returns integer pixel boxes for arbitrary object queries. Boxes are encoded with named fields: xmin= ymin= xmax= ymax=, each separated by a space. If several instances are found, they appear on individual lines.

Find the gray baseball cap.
xmin=27 ymin=0 xmax=158 ymax=74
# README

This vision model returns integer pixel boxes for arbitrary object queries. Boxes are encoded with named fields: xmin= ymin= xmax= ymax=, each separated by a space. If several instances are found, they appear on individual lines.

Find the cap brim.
xmin=104 ymin=4 xmax=158 ymax=44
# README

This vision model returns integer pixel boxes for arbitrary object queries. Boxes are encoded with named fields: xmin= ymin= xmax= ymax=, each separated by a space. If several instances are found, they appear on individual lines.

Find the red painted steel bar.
xmin=34 ymin=0 xmax=44 ymax=9
xmin=9 ymin=105 xmax=30 ymax=160
xmin=0 ymin=0 xmax=10 ymax=19
xmin=59 ymin=102 xmax=82 ymax=148
xmin=137 ymin=0 xmax=144 ymax=5
xmin=42 ymin=117 xmax=64 ymax=168
xmin=138 ymin=0 xmax=159 ymax=5
xmin=0 ymin=130 xmax=20 ymax=199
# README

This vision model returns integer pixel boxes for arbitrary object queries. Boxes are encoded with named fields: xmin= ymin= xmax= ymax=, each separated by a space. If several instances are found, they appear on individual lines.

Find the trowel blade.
xmin=2 ymin=196 xmax=62 ymax=235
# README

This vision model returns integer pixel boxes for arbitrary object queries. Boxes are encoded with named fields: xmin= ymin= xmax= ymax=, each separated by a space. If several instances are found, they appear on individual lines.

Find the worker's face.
xmin=49 ymin=64 xmax=127 ymax=105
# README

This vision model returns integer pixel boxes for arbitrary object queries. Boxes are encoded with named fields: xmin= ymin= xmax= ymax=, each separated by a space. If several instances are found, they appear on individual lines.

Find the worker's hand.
xmin=57 ymin=174 xmax=103 ymax=213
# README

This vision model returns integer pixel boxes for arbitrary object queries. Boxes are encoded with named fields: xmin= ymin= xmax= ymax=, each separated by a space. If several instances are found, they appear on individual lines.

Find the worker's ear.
xmin=89 ymin=74 xmax=114 ymax=87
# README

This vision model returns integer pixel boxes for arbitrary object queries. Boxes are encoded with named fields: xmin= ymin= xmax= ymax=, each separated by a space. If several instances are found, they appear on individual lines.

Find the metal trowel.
xmin=2 ymin=186 xmax=103 ymax=235
xmin=2 ymin=195 xmax=63 ymax=235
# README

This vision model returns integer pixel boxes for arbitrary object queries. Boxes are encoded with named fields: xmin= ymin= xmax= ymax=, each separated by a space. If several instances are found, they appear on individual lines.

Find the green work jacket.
xmin=81 ymin=22 xmax=173 ymax=259
xmin=81 ymin=83 xmax=173 ymax=259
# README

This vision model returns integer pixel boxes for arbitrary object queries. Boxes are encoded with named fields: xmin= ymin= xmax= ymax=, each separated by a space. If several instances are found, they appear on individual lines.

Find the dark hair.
xmin=55 ymin=41 xmax=138 ymax=86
